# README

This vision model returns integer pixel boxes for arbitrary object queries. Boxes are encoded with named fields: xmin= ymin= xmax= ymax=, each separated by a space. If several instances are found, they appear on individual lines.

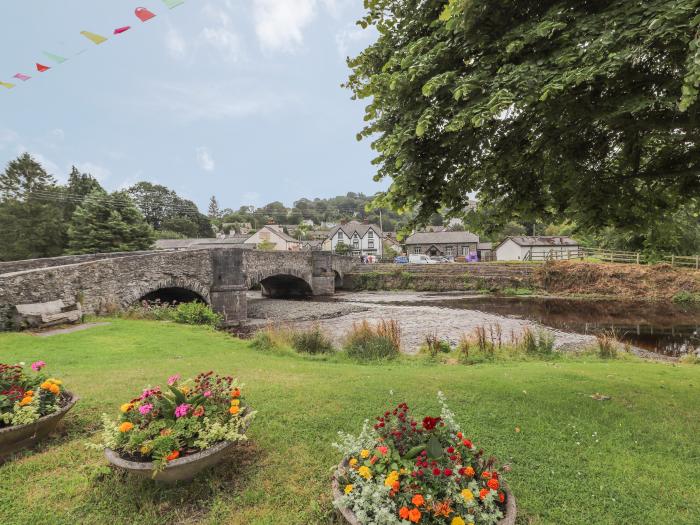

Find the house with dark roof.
xmin=494 ymin=236 xmax=580 ymax=261
xmin=324 ymin=221 xmax=383 ymax=257
xmin=404 ymin=231 xmax=480 ymax=258
xmin=244 ymin=225 xmax=301 ymax=251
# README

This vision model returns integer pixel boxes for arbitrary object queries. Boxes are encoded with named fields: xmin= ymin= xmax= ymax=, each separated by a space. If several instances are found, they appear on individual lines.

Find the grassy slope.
xmin=0 ymin=320 xmax=698 ymax=525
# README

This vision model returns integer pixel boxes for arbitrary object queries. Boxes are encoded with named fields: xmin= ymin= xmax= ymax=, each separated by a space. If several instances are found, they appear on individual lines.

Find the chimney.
xmin=363 ymin=218 xmax=369 ymax=225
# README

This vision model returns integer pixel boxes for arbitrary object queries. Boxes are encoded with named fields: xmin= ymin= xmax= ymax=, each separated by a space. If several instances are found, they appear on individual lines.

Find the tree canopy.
xmin=346 ymin=0 xmax=700 ymax=237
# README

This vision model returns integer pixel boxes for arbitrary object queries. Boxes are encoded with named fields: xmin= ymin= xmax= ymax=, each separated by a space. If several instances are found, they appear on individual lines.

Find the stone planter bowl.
xmin=332 ymin=463 xmax=517 ymax=525
xmin=0 ymin=391 xmax=78 ymax=460
xmin=105 ymin=408 xmax=252 ymax=483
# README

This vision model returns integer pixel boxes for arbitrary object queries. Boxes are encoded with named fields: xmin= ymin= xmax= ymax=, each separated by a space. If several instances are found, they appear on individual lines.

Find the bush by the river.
xmin=343 ymin=320 xmax=401 ymax=361
xmin=121 ymin=301 xmax=222 ymax=327
xmin=290 ymin=325 xmax=334 ymax=355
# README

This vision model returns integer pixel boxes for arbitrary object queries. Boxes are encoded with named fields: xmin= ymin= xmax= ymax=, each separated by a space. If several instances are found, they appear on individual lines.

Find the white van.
xmin=408 ymin=254 xmax=437 ymax=264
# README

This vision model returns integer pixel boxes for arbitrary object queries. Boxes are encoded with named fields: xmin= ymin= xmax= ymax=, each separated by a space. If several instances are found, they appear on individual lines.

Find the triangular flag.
xmin=13 ymin=73 xmax=31 ymax=81
xmin=0 ymin=81 xmax=15 ymax=89
xmin=80 ymin=31 xmax=108 ymax=45
xmin=135 ymin=7 xmax=156 ymax=22
xmin=43 ymin=51 xmax=67 ymax=64
xmin=114 ymin=26 xmax=131 ymax=35
xmin=162 ymin=0 xmax=185 ymax=8
xmin=36 ymin=63 xmax=50 ymax=72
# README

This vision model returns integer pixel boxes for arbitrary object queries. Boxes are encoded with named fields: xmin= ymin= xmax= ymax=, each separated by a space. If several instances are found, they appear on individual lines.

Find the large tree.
xmin=346 ymin=0 xmax=700 ymax=239
xmin=0 ymin=154 xmax=66 ymax=261
xmin=67 ymin=190 xmax=154 ymax=254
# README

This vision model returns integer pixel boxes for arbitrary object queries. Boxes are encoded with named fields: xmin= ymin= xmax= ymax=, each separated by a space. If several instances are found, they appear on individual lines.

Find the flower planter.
xmin=332 ymin=463 xmax=517 ymax=525
xmin=0 ymin=392 xmax=78 ymax=460
xmin=105 ymin=407 xmax=252 ymax=483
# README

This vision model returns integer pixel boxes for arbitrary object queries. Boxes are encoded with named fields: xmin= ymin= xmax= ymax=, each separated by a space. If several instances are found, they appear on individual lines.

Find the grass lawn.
xmin=0 ymin=319 xmax=699 ymax=524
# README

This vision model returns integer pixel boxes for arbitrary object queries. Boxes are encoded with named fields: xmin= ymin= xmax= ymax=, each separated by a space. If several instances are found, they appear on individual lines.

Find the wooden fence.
xmin=524 ymin=247 xmax=700 ymax=268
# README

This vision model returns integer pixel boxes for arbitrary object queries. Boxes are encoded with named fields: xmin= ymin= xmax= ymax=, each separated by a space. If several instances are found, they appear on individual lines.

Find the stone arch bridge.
xmin=0 ymin=249 xmax=356 ymax=325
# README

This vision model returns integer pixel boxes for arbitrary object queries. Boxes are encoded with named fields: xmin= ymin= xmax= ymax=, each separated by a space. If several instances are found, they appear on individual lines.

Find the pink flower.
xmin=174 ymin=403 xmax=190 ymax=418
xmin=139 ymin=403 xmax=154 ymax=415
xmin=140 ymin=387 xmax=160 ymax=400
xmin=167 ymin=374 xmax=181 ymax=386
xmin=377 ymin=446 xmax=389 ymax=455
xmin=203 ymin=390 xmax=212 ymax=398
xmin=31 ymin=361 xmax=46 ymax=372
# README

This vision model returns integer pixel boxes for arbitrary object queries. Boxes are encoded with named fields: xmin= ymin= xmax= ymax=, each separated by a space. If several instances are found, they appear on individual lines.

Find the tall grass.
xmin=596 ymin=332 xmax=619 ymax=359
xmin=519 ymin=327 xmax=555 ymax=357
xmin=290 ymin=325 xmax=334 ymax=354
xmin=344 ymin=320 xmax=401 ymax=361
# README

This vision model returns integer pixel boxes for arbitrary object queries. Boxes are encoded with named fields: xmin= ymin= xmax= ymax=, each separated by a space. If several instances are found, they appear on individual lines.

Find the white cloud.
xmin=165 ymin=24 xmax=188 ymax=60
xmin=141 ymin=80 xmax=298 ymax=122
xmin=196 ymin=147 xmax=215 ymax=171
xmin=51 ymin=128 xmax=65 ymax=141
xmin=74 ymin=162 xmax=112 ymax=182
xmin=335 ymin=24 xmax=369 ymax=59
xmin=200 ymin=4 xmax=243 ymax=62
xmin=252 ymin=0 xmax=317 ymax=52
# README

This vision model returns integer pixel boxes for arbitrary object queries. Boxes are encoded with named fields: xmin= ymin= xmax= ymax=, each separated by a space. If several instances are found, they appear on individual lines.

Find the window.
xmin=353 ymin=238 xmax=360 ymax=249
xmin=414 ymin=246 xmax=421 ymax=254
xmin=368 ymin=230 xmax=374 ymax=239
xmin=446 ymin=246 xmax=453 ymax=256
xmin=337 ymin=231 xmax=344 ymax=242
xmin=368 ymin=240 xmax=374 ymax=249
xmin=461 ymin=246 xmax=469 ymax=256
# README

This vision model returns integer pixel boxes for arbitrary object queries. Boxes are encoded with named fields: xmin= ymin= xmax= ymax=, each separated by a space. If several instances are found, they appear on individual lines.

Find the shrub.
xmin=519 ymin=327 xmax=555 ymax=356
xmin=420 ymin=332 xmax=451 ymax=357
xmin=672 ymin=291 xmax=700 ymax=304
xmin=344 ymin=320 xmax=401 ymax=361
xmin=250 ymin=325 xmax=291 ymax=352
xmin=291 ymin=325 xmax=334 ymax=354
xmin=680 ymin=353 xmax=700 ymax=365
xmin=596 ymin=333 xmax=618 ymax=359
xmin=170 ymin=302 xmax=222 ymax=327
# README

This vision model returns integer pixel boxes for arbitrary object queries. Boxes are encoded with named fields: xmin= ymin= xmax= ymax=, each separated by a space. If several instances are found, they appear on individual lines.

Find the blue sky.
xmin=0 ymin=0 xmax=384 ymax=210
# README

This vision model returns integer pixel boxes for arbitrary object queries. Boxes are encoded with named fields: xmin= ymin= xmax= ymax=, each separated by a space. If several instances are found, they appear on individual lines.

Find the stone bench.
xmin=15 ymin=300 xmax=82 ymax=329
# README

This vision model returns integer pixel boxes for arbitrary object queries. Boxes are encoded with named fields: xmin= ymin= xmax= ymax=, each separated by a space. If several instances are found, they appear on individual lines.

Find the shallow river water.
xmin=246 ymin=291 xmax=700 ymax=357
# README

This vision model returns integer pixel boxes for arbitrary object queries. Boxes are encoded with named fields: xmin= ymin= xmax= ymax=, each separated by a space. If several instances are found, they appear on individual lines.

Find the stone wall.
xmin=0 ymin=250 xmax=213 ymax=315
xmin=0 ymin=250 xmax=163 ymax=275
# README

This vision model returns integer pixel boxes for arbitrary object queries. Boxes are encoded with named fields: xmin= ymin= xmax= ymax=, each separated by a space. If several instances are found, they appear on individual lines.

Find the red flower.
xmin=443 ymin=468 xmax=453 ymax=476
xmin=482 ymin=471 xmax=492 ymax=479
xmin=166 ymin=450 xmax=180 ymax=462
xmin=447 ymin=446 xmax=455 ymax=454
xmin=462 ymin=439 xmax=473 ymax=448
xmin=499 ymin=492 xmax=505 ymax=503
xmin=422 ymin=416 xmax=441 ymax=431
xmin=399 ymin=507 xmax=410 ymax=520
xmin=457 ymin=431 xmax=463 ymax=439
xmin=479 ymin=488 xmax=490 ymax=500
xmin=488 ymin=478 xmax=500 ymax=491
xmin=432 ymin=467 xmax=441 ymax=476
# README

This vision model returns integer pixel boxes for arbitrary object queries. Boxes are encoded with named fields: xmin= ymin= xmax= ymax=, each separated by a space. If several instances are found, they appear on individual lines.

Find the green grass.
xmin=0 ymin=319 xmax=699 ymax=524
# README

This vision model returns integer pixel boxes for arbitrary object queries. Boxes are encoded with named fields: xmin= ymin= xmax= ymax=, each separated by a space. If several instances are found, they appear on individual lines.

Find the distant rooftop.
xmin=404 ymin=231 xmax=479 ymax=244
xmin=502 ymin=236 xmax=579 ymax=247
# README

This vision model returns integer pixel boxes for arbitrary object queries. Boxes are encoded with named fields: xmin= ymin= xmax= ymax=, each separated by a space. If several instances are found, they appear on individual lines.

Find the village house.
xmin=324 ymin=221 xmax=383 ymax=257
xmin=494 ymin=236 xmax=580 ymax=261
xmin=403 ymin=231 xmax=480 ymax=258
xmin=244 ymin=225 xmax=302 ymax=251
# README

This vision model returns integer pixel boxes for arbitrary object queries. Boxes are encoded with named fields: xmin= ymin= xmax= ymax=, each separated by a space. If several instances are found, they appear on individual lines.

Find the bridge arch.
xmin=248 ymin=267 xmax=314 ymax=299
xmin=121 ymin=277 xmax=211 ymax=307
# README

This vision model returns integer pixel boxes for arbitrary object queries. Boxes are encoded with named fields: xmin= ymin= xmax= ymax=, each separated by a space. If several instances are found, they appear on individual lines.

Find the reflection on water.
xmin=434 ymin=296 xmax=700 ymax=357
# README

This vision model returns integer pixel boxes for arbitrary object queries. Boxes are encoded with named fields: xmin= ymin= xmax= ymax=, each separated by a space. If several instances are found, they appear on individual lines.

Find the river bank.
xmin=246 ymin=290 xmax=700 ymax=358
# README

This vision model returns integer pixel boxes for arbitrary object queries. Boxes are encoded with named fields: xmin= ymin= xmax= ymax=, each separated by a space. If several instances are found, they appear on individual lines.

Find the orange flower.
xmin=25 ymin=390 xmax=34 ymax=396
xmin=479 ymin=488 xmax=490 ymax=500
xmin=49 ymin=384 xmax=60 ymax=395
xmin=166 ymin=450 xmax=180 ymax=461
xmin=481 ymin=471 xmax=491 ymax=479
xmin=408 ymin=508 xmax=421 ymax=523
xmin=399 ymin=507 xmax=410 ymax=520
xmin=412 ymin=494 xmax=425 ymax=507
xmin=231 ymin=388 xmax=241 ymax=398
xmin=119 ymin=422 xmax=134 ymax=433
xmin=487 ymin=478 xmax=500 ymax=491
xmin=19 ymin=396 xmax=33 ymax=406
xmin=464 ymin=466 xmax=475 ymax=478
xmin=229 ymin=405 xmax=240 ymax=415
xmin=392 ymin=481 xmax=400 ymax=491
xmin=432 ymin=500 xmax=453 ymax=518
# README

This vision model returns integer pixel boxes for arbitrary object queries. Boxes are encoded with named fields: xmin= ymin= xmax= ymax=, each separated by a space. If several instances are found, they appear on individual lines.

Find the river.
xmin=246 ymin=291 xmax=700 ymax=358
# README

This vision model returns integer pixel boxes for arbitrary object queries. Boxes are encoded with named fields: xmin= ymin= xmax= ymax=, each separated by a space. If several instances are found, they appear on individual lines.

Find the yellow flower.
xmin=120 ymin=403 xmax=132 ymax=413
xmin=180 ymin=386 xmax=190 ymax=395
xmin=229 ymin=405 xmax=240 ymax=415
xmin=344 ymin=484 xmax=353 ymax=494
xmin=360 ymin=449 xmax=370 ymax=459
xmin=399 ymin=468 xmax=408 ymax=475
xmin=384 ymin=470 xmax=399 ymax=487
xmin=140 ymin=444 xmax=152 ymax=455
xmin=19 ymin=396 xmax=33 ymax=407
xmin=461 ymin=489 xmax=474 ymax=502
xmin=358 ymin=466 xmax=372 ymax=480
xmin=230 ymin=399 xmax=240 ymax=406
xmin=119 ymin=422 xmax=134 ymax=433
xmin=48 ymin=378 xmax=62 ymax=386
xmin=349 ymin=458 xmax=358 ymax=467
xmin=451 ymin=518 xmax=466 ymax=525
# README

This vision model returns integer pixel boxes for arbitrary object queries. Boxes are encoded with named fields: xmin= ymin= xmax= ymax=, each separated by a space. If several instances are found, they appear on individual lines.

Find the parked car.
xmin=394 ymin=255 xmax=409 ymax=264
xmin=430 ymin=256 xmax=450 ymax=264
xmin=408 ymin=254 xmax=438 ymax=264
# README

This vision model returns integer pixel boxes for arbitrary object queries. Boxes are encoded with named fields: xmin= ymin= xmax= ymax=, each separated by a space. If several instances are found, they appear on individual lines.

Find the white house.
xmin=244 ymin=225 xmax=301 ymax=251
xmin=325 ymin=221 xmax=383 ymax=257
xmin=494 ymin=236 xmax=580 ymax=261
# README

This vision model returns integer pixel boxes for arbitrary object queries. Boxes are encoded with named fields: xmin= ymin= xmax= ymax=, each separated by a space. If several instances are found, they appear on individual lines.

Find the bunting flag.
xmin=43 ymin=51 xmax=67 ymax=64
xmin=13 ymin=73 xmax=31 ymax=81
xmin=162 ymin=0 xmax=185 ymax=8
xmin=0 ymin=81 xmax=15 ymax=89
xmin=114 ymin=26 xmax=131 ymax=35
xmin=135 ymin=7 xmax=156 ymax=22
xmin=80 ymin=31 xmax=108 ymax=45
xmin=36 ymin=63 xmax=50 ymax=72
